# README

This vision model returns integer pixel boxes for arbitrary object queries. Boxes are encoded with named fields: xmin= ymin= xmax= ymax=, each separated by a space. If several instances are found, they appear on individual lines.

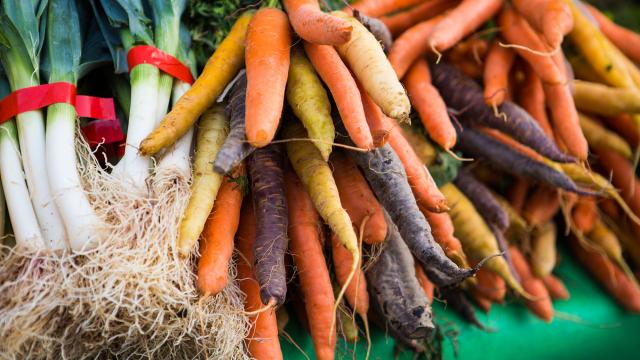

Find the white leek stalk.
xmin=0 ymin=121 xmax=44 ymax=248
xmin=156 ymin=81 xmax=194 ymax=176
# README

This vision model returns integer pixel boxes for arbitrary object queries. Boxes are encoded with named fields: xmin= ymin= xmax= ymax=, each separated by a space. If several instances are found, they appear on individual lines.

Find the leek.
xmin=45 ymin=0 xmax=103 ymax=250
xmin=0 ymin=1 xmax=67 ymax=249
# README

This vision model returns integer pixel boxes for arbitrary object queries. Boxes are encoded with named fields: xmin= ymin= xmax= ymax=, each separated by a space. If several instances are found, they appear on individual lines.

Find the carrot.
xmin=283 ymin=122 xmax=360 ymax=323
xmin=404 ymin=58 xmax=456 ymax=150
xmin=387 ymin=16 xmax=442 ymax=79
xmin=286 ymin=47 xmax=335 ymax=160
xmin=331 ymin=232 xmax=369 ymax=319
xmin=381 ymin=0 xmax=457 ymax=36
xmin=529 ymin=221 xmax=557 ymax=278
xmin=334 ymin=12 xmax=411 ymax=122
xmin=244 ymin=8 xmax=292 ymax=147
xmin=140 ymin=11 xmax=253 ymax=155
xmin=367 ymin=213 xmax=435 ymax=338
xmin=357 ymin=80 xmax=391 ymax=147
xmin=519 ymin=65 xmax=554 ymax=138
xmin=572 ymin=196 xmax=597 ymax=234
xmin=471 ymin=290 xmax=493 ymax=313
xmin=586 ymin=4 xmax=640 ymax=64
xmin=483 ymin=41 xmax=516 ymax=107
xmin=236 ymin=201 xmax=283 ymax=360
xmin=284 ymin=0 xmax=352 ymax=45
xmin=522 ymin=186 xmax=561 ymax=227
xmin=498 ymin=7 xmax=565 ymax=85
xmin=508 ymin=178 xmax=529 ymax=214
xmin=177 ymin=105 xmax=229 ymax=256
xmin=247 ymin=144 xmax=289 ymax=306
xmin=428 ymin=0 xmax=504 ymax=53
xmin=284 ymin=170 xmax=336 ymax=360
xmin=480 ymin=128 xmax=545 ymax=163
xmin=602 ymin=214 xmax=640 ymax=268
xmin=510 ymin=246 xmax=554 ymax=322
xmin=587 ymin=218 xmax=636 ymax=283
xmin=330 ymin=151 xmax=387 ymax=245
xmin=344 ymin=142 xmax=474 ymax=285
xmin=454 ymin=169 xmax=509 ymax=231
xmin=422 ymin=210 xmax=469 ymax=268
xmin=545 ymin=81 xmax=588 ymax=160
xmin=569 ymin=235 xmax=640 ymax=312
xmin=446 ymin=37 xmax=490 ymax=63
xmin=303 ymin=42 xmax=374 ymax=150
xmin=439 ymin=286 xmax=485 ymax=329
xmin=383 ymin=117 xmax=449 ymax=213
xmin=600 ymin=114 xmax=640 ymax=147
xmin=213 ymin=73 xmax=255 ymax=174
xmin=401 ymin=125 xmax=438 ymax=166
xmin=456 ymin=127 xmax=591 ymax=195
xmin=594 ymin=147 xmax=640 ymax=219
xmin=543 ymin=274 xmax=570 ymax=300
xmin=579 ymin=113 xmax=632 ymax=159
xmin=431 ymin=63 xmax=574 ymax=163
xmin=414 ymin=263 xmax=435 ymax=303
xmin=573 ymin=80 xmax=640 ymax=116
xmin=441 ymin=183 xmax=528 ymax=296
xmin=565 ymin=0 xmax=634 ymax=89
xmin=353 ymin=11 xmax=393 ymax=52
xmin=512 ymin=0 xmax=573 ymax=48
xmin=336 ymin=295 xmax=359 ymax=343
xmin=197 ymin=167 xmax=246 ymax=296
xmin=348 ymin=0 xmax=425 ymax=17
xmin=474 ymin=266 xmax=507 ymax=303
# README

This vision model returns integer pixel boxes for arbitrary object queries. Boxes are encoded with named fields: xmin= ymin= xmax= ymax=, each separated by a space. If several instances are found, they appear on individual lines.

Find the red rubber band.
xmin=127 ymin=45 xmax=194 ymax=84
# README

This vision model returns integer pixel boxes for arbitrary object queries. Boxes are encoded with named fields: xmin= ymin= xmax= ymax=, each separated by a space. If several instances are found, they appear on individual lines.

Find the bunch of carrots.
xmin=11 ymin=0 xmax=636 ymax=358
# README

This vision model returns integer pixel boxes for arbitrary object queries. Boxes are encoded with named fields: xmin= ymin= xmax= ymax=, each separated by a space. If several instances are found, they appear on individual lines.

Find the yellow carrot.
xmin=530 ymin=222 xmax=557 ymax=278
xmin=140 ymin=11 xmax=253 ymax=155
xmin=286 ymin=47 xmax=335 ymax=161
xmin=579 ymin=113 xmax=632 ymax=159
xmin=573 ymin=80 xmax=640 ymax=116
xmin=177 ymin=105 xmax=229 ymax=255
xmin=441 ymin=183 xmax=528 ymax=297
xmin=587 ymin=218 xmax=637 ymax=284
xmin=333 ymin=11 xmax=410 ymax=122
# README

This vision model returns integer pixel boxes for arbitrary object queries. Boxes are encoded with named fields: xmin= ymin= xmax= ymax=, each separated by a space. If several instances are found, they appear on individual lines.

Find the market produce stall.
xmin=1 ymin=0 xmax=639 ymax=359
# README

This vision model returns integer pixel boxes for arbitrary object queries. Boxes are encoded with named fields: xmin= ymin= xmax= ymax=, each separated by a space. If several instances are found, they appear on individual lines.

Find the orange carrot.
xmin=404 ymin=59 xmax=456 ymax=150
xmin=384 ymin=117 xmax=449 ymax=212
xmin=572 ymin=196 xmax=597 ymax=234
xmin=447 ymin=38 xmax=490 ymax=63
xmin=480 ymin=128 xmax=545 ymax=163
xmin=197 ymin=168 xmax=245 ymax=296
xmin=245 ymin=8 xmax=292 ymax=147
xmin=284 ymin=0 xmax=352 ymax=45
xmin=428 ymin=0 xmax=504 ymax=53
xmin=600 ymin=198 xmax=622 ymax=220
xmin=422 ymin=210 xmax=469 ymax=268
xmin=510 ymin=246 xmax=554 ymax=322
xmin=380 ymin=0 xmax=457 ymax=36
xmin=586 ymin=4 xmax=640 ymax=64
xmin=236 ymin=201 xmax=283 ymax=360
xmin=498 ymin=7 xmax=565 ymax=85
xmin=594 ymin=147 xmax=640 ymax=218
xmin=331 ymin=232 xmax=369 ymax=319
xmin=483 ymin=40 xmax=516 ymax=107
xmin=331 ymin=151 xmax=388 ymax=245
xmin=388 ymin=16 xmax=442 ymax=79
xmin=522 ymin=186 xmax=561 ymax=227
xmin=358 ymin=80 xmax=391 ymax=147
xmin=569 ymin=235 xmax=640 ymax=312
xmin=448 ymin=58 xmax=484 ymax=79
xmin=542 ymin=274 xmax=570 ymax=300
xmin=508 ymin=177 xmax=529 ymax=214
xmin=285 ymin=170 xmax=336 ymax=360
xmin=347 ymin=0 xmax=425 ymax=17
xmin=414 ymin=263 xmax=435 ymax=303
xmin=600 ymin=114 xmax=640 ymax=147
xmin=474 ymin=266 xmax=507 ymax=303
xmin=304 ymin=42 xmax=374 ymax=149
xmin=512 ymin=0 xmax=573 ymax=48
xmin=518 ymin=64 xmax=554 ymax=138
xmin=471 ymin=290 xmax=493 ymax=313
xmin=544 ymin=81 xmax=588 ymax=160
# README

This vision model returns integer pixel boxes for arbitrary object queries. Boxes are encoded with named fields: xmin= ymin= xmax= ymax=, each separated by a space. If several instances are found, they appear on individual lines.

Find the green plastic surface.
xmin=281 ymin=248 xmax=640 ymax=359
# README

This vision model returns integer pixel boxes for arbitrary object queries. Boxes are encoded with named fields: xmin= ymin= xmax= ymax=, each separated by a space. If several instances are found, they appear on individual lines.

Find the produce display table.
xmin=282 ymin=247 xmax=640 ymax=359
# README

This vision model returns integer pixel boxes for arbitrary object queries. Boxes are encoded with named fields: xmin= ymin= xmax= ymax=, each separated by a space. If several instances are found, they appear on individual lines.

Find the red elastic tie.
xmin=76 ymin=96 xmax=117 ymax=121
xmin=127 ymin=45 xmax=194 ymax=84
xmin=0 ymin=82 xmax=76 ymax=123
xmin=81 ymin=118 xmax=125 ymax=146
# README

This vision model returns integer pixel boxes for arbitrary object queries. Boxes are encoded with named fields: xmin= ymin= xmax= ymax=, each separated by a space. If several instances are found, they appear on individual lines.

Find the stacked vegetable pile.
xmin=2 ymin=0 xmax=640 ymax=359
